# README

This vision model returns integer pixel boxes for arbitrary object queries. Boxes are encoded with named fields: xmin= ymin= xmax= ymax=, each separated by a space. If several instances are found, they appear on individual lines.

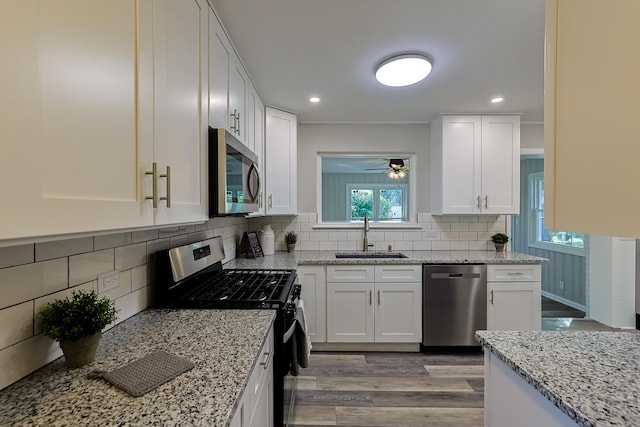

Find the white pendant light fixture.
xmin=375 ymin=54 xmax=432 ymax=87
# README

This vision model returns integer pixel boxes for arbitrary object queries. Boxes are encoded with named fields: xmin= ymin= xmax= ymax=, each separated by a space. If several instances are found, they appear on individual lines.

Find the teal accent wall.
xmin=512 ymin=158 xmax=587 ymax=308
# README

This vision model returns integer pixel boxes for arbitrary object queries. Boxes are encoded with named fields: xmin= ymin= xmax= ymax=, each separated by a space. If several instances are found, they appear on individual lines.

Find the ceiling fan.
xmin=365 ymin=158 xmax=409 ymax=179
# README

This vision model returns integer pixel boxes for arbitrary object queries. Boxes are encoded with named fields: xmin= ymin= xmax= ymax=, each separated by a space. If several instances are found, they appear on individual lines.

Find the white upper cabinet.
xmin=147 ymin=0 xmax=208 ymax=225
xmin=0 ymin=0 xmax=207 ymax=243
xmin=431 ymin=115 xmax=520 ymax=215
xmin=228 ymin=53 xmax=248 ymax=143
xmin=265 ymin=107 xmax=297 ymax=215
xmin=248 ymin=84 xmax=266 ymax=217
xmin=208 ymin=9 xmax=231 ymax=130
xmin=545 ymin=0 xmax=640 ymax=238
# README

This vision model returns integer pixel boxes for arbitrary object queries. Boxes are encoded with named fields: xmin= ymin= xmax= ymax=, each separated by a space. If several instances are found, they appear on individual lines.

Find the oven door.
xmin=209 ymin=127 xmax=260 ymax=216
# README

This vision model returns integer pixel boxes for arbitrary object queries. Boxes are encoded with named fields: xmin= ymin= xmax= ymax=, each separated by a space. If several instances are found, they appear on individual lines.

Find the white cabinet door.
xmin=298 ymin=266 xmax=327 ymax=343
xmin=431 ymin=115 xmax=520 ymax=215
xmin=253 ymin=97 xmax=266 ymax=216
xmin=265 ymin=107 xmax=297 ymax=215
xmin=229 ymin=53 xmax=248 ymax=143
xmin=150 ymin=0 xmax=208 ymax=225
xmin=544 ymin=0 xmax=640 ymax=238
xmin=327 ymin=283 xmax=374 ymax=342
xmin=0 ymin=0 xmax=151 ymax=241
xmin=208 ymin=8 xmax=231 ymax=130
xmin=488 ymin=282 xmax=541 ymax=331
xmin=375 ymin=282 xmax=422 ymax=343
xmin=440 ymin=116 xmax=482 ymax=214
xmin=481 ymin=116 xmax=520 ymax=215
xmin=248 ymin=328 xmax=274 ymax=427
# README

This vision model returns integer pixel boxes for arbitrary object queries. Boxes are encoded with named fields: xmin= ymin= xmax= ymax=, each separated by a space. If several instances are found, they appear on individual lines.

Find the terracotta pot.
xmin=287 ymin=243 xmax=296 ymax=253
xmin=59 ymin=333 xmax=101 ymax=368
xmin=494 ymin=243 xmax=505 ymax=252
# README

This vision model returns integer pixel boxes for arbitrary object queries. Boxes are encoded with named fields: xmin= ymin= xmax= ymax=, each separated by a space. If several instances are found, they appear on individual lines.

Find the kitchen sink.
xmin=335 ymin=252 xmax=408 ymax=259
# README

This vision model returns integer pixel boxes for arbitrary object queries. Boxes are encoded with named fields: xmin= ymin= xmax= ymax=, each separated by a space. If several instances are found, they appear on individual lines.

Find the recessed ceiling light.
xmin=491 ymin=97 xmax=504 ymax=103
xmin=309 ymin=97 xmax=320 ymax=103
xmin=375 ymin=54 xmax=432 ymax=87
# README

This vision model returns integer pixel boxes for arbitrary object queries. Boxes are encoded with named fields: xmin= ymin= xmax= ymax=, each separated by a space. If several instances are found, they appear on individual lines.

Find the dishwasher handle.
xmin=430 ymin=272 xmax=482 ymax=279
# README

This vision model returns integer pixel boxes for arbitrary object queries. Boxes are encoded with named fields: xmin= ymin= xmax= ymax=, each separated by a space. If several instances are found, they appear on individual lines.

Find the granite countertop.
xmin=0 ymin=309 xmax=275 ymax=427
xmin=225 ymin=250 xmax=548 ymax=269
xmin=476 ymin=330 xmax=640 ymax=427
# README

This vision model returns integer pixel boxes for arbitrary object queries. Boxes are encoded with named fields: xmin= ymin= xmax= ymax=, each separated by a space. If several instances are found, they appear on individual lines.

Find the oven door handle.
xmin=260 ymin=349 xmax=273 ymax=370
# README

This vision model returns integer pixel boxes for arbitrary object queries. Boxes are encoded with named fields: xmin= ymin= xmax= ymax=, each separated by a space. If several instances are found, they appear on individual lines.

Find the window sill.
xmin=313 ymin=222 xmax=422 ymax=229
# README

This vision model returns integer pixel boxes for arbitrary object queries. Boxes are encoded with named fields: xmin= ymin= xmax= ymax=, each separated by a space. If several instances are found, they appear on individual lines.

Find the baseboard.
xmin=541 ymin=291 xmax=587 ymax=313
xmin=311 ymin=342 xmax=420 ymax=352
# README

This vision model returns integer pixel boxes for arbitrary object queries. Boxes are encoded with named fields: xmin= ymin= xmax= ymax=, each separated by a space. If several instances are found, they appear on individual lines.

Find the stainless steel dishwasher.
xmin=422 ymin=264 xmax=487 ymax=346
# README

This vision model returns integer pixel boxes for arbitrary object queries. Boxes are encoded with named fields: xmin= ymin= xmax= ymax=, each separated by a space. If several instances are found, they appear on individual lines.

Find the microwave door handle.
xmin=247 ymin=162 xmax=260 ymax=201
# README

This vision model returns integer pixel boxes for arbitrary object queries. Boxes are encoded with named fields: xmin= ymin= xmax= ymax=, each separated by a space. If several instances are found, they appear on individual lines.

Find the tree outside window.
xmin=349 ymin=185 xmax=406 ymax=222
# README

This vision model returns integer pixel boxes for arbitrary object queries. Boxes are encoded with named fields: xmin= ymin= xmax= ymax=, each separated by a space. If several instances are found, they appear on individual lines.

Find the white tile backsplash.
xmin=0 ymin=302 xmax=33 ymax=350
xmin=69 ymin=249 xmax=114 ymax=287
xmin=0 ymin=244 xmax=33 ymax=269
xmin=0 ymin=259 xmax=68 ymax=310
xmin=115 ymin=243 xmax=147 ymax=271
xmin=0 ymin=218 xmax=247 ymax=390
xmin=35 ymin=237 xmax=93 ymax=262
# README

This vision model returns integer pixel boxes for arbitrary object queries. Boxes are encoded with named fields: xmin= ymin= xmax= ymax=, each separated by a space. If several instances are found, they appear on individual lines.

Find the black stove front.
xmin=154 ymin=237 xmax=299 ymax=427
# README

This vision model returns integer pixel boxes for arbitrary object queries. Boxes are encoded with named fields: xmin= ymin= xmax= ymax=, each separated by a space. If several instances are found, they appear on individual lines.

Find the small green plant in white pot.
xmin=285 ymin=231 xmax=297 ymax=252
xmin=490 ymin=232 xmax=509 ymax=252
xmin=39 ymin=290 xmax=118 ymax=368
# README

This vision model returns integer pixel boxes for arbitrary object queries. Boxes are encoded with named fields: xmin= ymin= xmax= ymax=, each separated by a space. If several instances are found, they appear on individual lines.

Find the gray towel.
xmin=88 ymin=350 xmax=194 ymax=397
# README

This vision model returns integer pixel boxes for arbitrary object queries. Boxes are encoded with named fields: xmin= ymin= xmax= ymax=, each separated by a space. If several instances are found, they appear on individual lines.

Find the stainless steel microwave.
xmin=208 ymin=127 xmax=260 ymax=216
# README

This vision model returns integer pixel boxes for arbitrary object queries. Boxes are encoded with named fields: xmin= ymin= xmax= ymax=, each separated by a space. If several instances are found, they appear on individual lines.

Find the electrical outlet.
xmin=98 ymin=271 xmax=121 ymax=293
xmin=559 ymin=280 xmax=565 ymax=290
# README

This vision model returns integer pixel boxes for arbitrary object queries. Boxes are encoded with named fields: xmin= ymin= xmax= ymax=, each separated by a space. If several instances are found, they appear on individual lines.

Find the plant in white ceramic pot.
xmin=490 ymin=232 xmax=509 ymax=252
xmin=39 ymin=290 xmax=118 ymax=368
xmin=285 ymin=231 xmax=297 ymax=252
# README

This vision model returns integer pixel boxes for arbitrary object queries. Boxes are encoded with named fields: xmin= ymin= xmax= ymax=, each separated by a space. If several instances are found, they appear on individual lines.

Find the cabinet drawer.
xmin=246 ymin=327 xmax=274 ymax=417
xmin=374 ymin=265 xmax=422 ymax=282
xmin=327 ymin=265 xmax=374 ymax=282
xmin=487 ymin=265 xmax=541 ymax=282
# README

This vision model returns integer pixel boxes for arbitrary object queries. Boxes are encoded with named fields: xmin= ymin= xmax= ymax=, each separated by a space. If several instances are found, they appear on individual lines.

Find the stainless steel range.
xmin=155 ymin=236 xmax=299 ymax=427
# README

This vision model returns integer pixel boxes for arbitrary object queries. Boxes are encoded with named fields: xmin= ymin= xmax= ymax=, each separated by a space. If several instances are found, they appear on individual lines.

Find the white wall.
xmin=298 ymin=123 xmax=430 ymax=213
xmin=589 ymin=236 xmax=636 ymax=328
xmin=521 ymin=123 xmax=544 ymax=150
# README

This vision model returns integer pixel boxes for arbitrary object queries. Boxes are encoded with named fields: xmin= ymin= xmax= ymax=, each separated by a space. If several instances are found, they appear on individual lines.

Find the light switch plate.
xmin=98 ymin=271 xmax=120 ymax=293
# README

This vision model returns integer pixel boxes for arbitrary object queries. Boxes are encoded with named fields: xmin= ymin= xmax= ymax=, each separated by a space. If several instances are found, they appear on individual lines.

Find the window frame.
xmin=316 ymin=153 xmax=418 ymax=226
xmin=528 ymin=172 xmax=586 ymax=256
xmin=346 ymin=183 xmax=409 ymax=222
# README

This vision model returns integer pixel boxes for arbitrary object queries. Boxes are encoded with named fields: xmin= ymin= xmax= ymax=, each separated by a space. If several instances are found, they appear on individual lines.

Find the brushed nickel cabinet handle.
xmin=268 ymin=194 xmax=273 ymax=209
xmin=377 ymin=290 xmax=381 ymax=305
xmin=490 ymin=289 xmax=494 ymax=304
xmin=477 ymin=195 xmax=481 ymax=209
xmin=236 ymin=112 xmax=241 ymax=135
xmin=369 ymin=290 xmax=372 ymax=305
xmin=230 ymin=109 xmax=237 ymax=132
xmin=159 ymin=165 xmax=171 ymax=207
xmin=260 ymin=350 xmax=272 ymax=369
xmin=484 ymin=195 xmax=488 ymax=209
xmin=145 ymin=162 xmax=158 ymax=208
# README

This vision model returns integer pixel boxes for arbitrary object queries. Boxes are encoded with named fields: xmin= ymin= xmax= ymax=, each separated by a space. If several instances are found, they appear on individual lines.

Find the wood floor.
xmin=290 ymin=351 xmax=485 ymax=426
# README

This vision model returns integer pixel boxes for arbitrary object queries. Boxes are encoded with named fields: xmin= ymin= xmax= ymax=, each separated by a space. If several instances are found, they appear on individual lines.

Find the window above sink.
xmin=317 ymin=154 xmax=417 ymax=226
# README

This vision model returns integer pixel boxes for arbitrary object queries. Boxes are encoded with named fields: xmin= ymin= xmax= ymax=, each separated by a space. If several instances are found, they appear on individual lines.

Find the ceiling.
xmin=209 ymin=0 xmax=545 ymax=124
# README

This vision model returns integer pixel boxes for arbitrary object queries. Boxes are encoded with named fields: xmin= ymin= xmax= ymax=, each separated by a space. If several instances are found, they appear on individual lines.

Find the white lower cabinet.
xmin=298 ymin=266 xmax=327 ymax=343
xmin=487 ymin=265 xmax=542 ymax=331
xmin=326 ymin=265 xmax=422 ymax=343
xmin=230 ymin=326 xmax=274 ymax=427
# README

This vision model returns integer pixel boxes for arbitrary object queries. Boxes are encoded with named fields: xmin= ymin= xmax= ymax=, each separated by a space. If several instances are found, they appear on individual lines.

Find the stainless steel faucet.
xmin=363 ymin=214 xmax=370 ymax=252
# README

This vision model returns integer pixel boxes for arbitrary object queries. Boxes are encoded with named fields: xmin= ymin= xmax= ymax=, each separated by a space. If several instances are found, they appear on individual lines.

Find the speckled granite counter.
xmin=0 ymin=309 xmax=275 ymax=427
xmin=224 ymin=250 xmax=548 ymax=269
xmin=476 ymin=330 xmax=640 ymax=426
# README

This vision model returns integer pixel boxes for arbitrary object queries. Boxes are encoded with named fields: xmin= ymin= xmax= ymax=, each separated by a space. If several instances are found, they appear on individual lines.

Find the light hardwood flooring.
xmin=290 ymin=351 xmax=485 ymax=426
xmin=291 ymin=318 xmax=623 ymax=426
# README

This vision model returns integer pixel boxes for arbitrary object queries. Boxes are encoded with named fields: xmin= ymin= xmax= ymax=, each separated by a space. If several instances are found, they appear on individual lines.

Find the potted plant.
xmin=39 ymin=290 xmax=118 ymax=368
xmin=284 ymin=231 xmax=297 ymax=252
xmin=490 ymin=232 xmax=509 ymax=252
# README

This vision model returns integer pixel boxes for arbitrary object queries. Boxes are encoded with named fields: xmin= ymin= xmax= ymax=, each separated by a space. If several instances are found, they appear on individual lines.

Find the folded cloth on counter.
xmin=87 ymin=350 xmax=194 ymax=397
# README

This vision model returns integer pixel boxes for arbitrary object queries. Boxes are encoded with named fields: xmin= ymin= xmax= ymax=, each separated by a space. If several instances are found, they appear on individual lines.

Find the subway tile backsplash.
xmin=0 ymin=212 xmax=505 ymax=391
xmin=0 ymin=217 xmax=248 ymax=390
xmin=249 ymin=212 xmax=507 ymax=252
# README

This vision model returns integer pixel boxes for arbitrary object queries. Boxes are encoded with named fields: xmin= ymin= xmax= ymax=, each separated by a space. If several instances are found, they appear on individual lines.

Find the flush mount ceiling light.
xmin=309 ymin=96 xmax=320 ymax=103
xmin=375 ymin=54 xmax=432 ymax=87
xmin=490 ymin=96 xmax=504 ymax=103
